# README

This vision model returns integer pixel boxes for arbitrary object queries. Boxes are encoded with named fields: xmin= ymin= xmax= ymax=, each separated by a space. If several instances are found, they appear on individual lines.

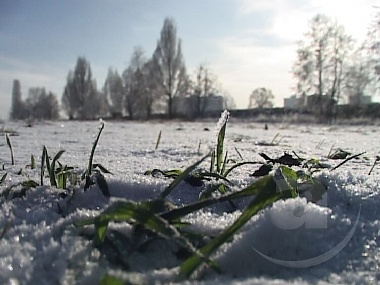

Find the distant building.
xmin=348 ymin=94 xmax=372 ymax=106
xmin=173 ymin=95 xmax=224 ymax=117
xmin=284 ymin=95 xmax=303 ymax=110
xmin=284 ymin=94 xmax=337 ymax=112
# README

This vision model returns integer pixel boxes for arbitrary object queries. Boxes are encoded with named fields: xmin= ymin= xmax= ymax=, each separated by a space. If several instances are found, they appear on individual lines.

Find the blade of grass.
xmin=85 ymin=121 xmax=105 ymax=190
xmin=155 ymin=130 xmax=162 ymax=151
xmin=179 ymin=168 xmax=297 ymax=278
xmin=368 ymin=156 xmax=380 ymax=175
xmin=57 ymin=165 xmax=68 ymax=189
xmin=210 ymin=150 xmax=215 ymax=173
xmin=40 ymin=146 xmax=47 ymax=186
xmin=0 ymin=172 xmax=7 ymax=185
xmin=220 ymin=151 xmax=228 ymax=176
xmin=160 ymin=153 xmax=210 ymax=199
xmin=30 ymin=154 xmax=35 ymax=169
xmin=92 ymin=163 xmax=113 ymax=174
xmin=234 ymin=147 xmax=243 ymax=160
xmin=5 ymin=134 xmax=14 ymax=165
xmin=269 ymin=133 xmax=280 ymax=145
xmin=49 ymin=150 xmax=65 ymax=187
xmin=216 ymin=115 xmax=228 ymax=174
xmin=86 ymin=200 xmax=219 ymax=271
xmin=162 ymin=174 xmax=276 ymax=221
xmin=330 ymin=151 xmax=365 ymax=171
xmin=87 ymin=121 xmax=105 ymax=177
xmin=223 ymin=161 xmax=259 ymax=178
xmin=99 ymin=274 xmax=124 ymax=285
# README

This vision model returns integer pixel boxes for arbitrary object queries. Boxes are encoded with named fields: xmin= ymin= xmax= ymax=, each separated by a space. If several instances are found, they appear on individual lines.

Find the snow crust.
xmin=0 ymin=120 xmax=379 ymax=284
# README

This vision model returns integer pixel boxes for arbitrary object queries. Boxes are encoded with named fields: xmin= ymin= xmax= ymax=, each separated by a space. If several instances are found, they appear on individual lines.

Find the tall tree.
xmin=10 ymin=79 xmax=24 ymax=120
xmin=141 ymin=58 xmax=161 ymax=119
xmin=292 ymin=14 xmax=353 ymax=122
xmin=123 ymin=47 xmax=147 ymax=120
xmin=103 ymin=68 xmax=123 ymax=118
xmin=189 ymin=64 xmax=220 ymax=117
xmin=248 ymin=87 xmax=274 ymax=109
xmin=153 ymin=18 xmax=188 ymax=119
xmin=344 ymin=47 xmax=376 ymax=105
xmin=367 ymin=8 xmax=380 ymax=83
xmin=25 ymin=87 xmax=59 ymax=120
xmin=62 ymin=57 xmax=99 ymax=120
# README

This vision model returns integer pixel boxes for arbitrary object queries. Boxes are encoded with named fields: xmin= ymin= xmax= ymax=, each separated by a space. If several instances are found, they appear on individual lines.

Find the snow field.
xmin=0 ymin=120 xmax=379 ymax=284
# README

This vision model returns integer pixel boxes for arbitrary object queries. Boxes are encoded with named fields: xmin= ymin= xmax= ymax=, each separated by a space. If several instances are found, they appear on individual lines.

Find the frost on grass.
xmin=215 ymin=109 xmax=230 ymax=135
xmin=0 ymin=121 xmax=379 ymax=285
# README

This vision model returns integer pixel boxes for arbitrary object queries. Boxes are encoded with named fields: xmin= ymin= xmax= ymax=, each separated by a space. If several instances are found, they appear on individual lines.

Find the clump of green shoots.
xmin=77 ymin=110 xmax=306 ymax=282
xmin=1 ymin=121 xmax=112 ymax=201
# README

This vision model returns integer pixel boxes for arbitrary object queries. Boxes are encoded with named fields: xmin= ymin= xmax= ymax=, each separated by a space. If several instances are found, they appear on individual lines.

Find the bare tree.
xmin=292 ymin=14 xmax=353 ymax=122
xmin=188 ymin=64 xmax=220 ymax=117
xmin=62 ymin=57 xmax=99 ymax=120
xmin=223 ymin=91 xmax=236 ymax=110
xmin=123 ymin=47 xmax=147 ymax=120
xmin=140 ymin=58 xmax=162 ymax=119
xmin=103 ymin=68 xmax=123 ymax=118
xmin=152 ymin=18 xmax=188 ymax=119
xmin=248 ymin=87 xmax=274 ymax=109
xmin=366 ymin=8 xmax=380 ymax=83
xmin=10 ymin=79 xmax=25 ymax=120
xmin=344 ymin=47 xmax=376 ymax=105
xmin=25 ymin=87 xmax=59 ymax=120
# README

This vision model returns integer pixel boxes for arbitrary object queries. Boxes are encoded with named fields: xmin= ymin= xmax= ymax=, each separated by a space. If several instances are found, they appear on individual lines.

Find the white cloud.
xmin=211 ymin=35 xmax=297 ymax=108
xmin=237 ymin=0 xmax=375 ymax=42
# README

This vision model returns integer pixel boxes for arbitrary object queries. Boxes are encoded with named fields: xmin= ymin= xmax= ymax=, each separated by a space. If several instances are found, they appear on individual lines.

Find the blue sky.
xmin=0 ymin=0 xmax=376 ymax=119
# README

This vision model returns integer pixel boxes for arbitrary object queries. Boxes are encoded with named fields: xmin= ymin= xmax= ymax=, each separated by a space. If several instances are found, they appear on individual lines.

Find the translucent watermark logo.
xmin=252 ymin=170 xmax=361 ymax=268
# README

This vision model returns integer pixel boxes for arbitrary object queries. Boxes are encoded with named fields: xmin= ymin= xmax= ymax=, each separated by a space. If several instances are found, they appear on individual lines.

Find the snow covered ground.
xmin=0 ymin=118 xmax=379 ymax=285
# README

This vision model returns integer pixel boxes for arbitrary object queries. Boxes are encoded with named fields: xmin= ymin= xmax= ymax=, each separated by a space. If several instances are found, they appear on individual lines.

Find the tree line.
xmin=291 ymin=13 xmax=380 ymax=123
xmin=9 ymin=12 xmax=380 ymax=122
xmin=247 ymin=11 xmax=380 ymax=118
xmin=10 ymin=18 xmax=230 ymax=121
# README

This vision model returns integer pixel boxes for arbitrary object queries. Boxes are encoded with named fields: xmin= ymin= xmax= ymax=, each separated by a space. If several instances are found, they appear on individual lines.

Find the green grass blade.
xmin=180 ymin=169 xmax=297 ymax=278
xmin=270 ymin=133 xmax=280 ymax=145
xmin=95 ymin=200 xmax=217 ymax=271
xmin=216 ymin=115 xmax=228 ymax=173
xmin=5 ymin=134 xmax=14 ymax=165
xmin=0 ymin=172 xmax=7 ymax=185
xmin=30 ymin=154 xmax=35 ymax=169
xmin=368 ymin=156 xmax=380 ymax=175
xmin=40 ymin=146 xmax=47 ymax=186
xmin=220 ymin=151 xmax=228 ymax=176
xmin=87 ymin=121 xmax=105 ymax=177
xmin=155 ymin=130 xmax=162 ymax=151
xmin=196 ymin=172 xmax=231 ymax=184
xmin=92 ymin=163 xmax=113 ymax=174
xmin=210 ymin=150 xmax=215 ymax=173
xmin=49 ymin=150 xmax=65 ymax=187
xmin=99 ymin=274 xmax=124 ymax=285
xmin=223 ymin=161 xmax=259 ymax=178
xmin=330 ymin=151 xmax=365 ymax=171
xmin=57 ymin=165 xmax=67 ymax=189
xmin=234 ymin=147 xmax=243 ymax=160
xmin=160 ymin=153 xmax=210 ymax=199
xmin=162 ymin=175 xmax=274 ymax=221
